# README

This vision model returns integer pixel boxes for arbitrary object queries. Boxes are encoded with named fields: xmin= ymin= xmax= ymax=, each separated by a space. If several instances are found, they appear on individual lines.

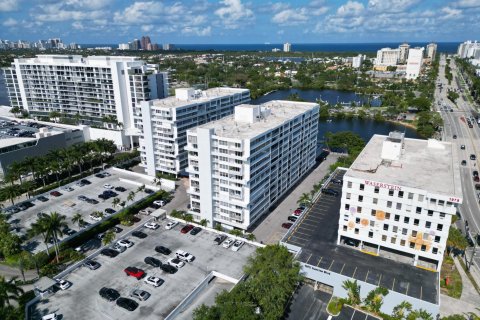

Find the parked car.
xmin=104 ymin=208 xmax=116 ymax=215
xmin=176 ymin=250 xmax=195 ymax=262
xmin=453 ymin=135 xmax=457 ymax=139
xmin=101 ymin=248 xmax=119 ymax=258
xmin=165 ymin=221 xmax=178 ymax=230
xmin=345 ymin=238 xmax=360 ymax=247
xmin=288 ymin=215 xmax=298 ymax=222
xmin=84 ymin=260 xmax=101 ymax=270
xmin=474 ymin=171 xmax=479 ymax=177
xmin=222 ymin=238 xmax=235 ymax=249
xmin=167 ymin=257 xmax=185 ymax=268
xmin=214 ymin=235 xmax=227 ymax=245
xmin=144 ymin=188 xmax=154 ymax=194
xmin=130 ymin=289 xmax=150 ymax=301
xmin=471 ymin=154 xmax=477 ymax=160
xmin=190 ymin=227 xmax=202 ymax=235
xmin=117 ymin=239 xmax=134 ymax=248
xmin=160 ymin=264 xmax=177 ymax=274
xmin=153 ymin=200 xmax=165 ymax=207
xmin=116 ymin=297 xmax=138 ymax=311
xmin=97 ymin=232 xmax=106 ymax=240
xmin=462 ymin=160 xmax=467 ymax=166
xmin=78 ymin=195 xmax=88 ymax=201
xmin=63 ymin=186 xmax=74 ymax=192
xmin=55 ymin=279 xmax=72 ymax=290
xmin=112 ymin=244 xmax=126 ymax=253
xmin=282 ymin=222 xmax=293 ymax=229
xmin=331 ymin=178 xmax=343 ymax=184
xmin=42 ymin=313 xmax=58 ymax=320
xmin=86 ymin=198 xmax=99 ymax=204
xmin=102 ymin=171 xmax=111 ymax=177
xmin=95 ymin=173 xmax=105 ymax=178
xmin=115 ymin=186 xmax=126 ymax=192
xmin=99 ymin=287 xmax=120 ymax=301
xmin=103 ymin=184 xmax=114 ymax=189
xmin=144 ymin=222 xmax=159 ymax=230
xmin=144 ymin=256 xmax=162 ymax=268
xmin=155 ymin=245 xmax=171 ymax=255
xmin=231 ymin=240 xmax=244 ymax=252
xmin=62 ymin=227 xmax=75 ymax=236
xmin=474 ymin=176 xmax=479 ymax=182
xmin=132 ymin=231 xmax=148 ymax=239
xmin=50 ymin=191 xmax=62 ymax=197
xmin=144 ymin=276 xmax=164 ymax=288
xmin=36 ymin=195 xmax=49 ymax=202
xmin=322 ymin=188 xmax=339 ymax=196
xmin=181 ymin=224 xmax=194 ymax=234
xmin=461 ymin=145 xmax=466 ymax=150
xmin=80 ymin=179 xmax=91 ymax=185
xmin=111 ymin=226 xmax=123 ymax=233
xmin=90 ymin=213 xmax=102 ymax=221
xmin=124 ymin=267 xmax=145 ymax=279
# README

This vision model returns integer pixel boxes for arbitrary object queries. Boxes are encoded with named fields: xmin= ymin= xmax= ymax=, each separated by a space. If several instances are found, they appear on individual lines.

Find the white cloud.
xmin=0 ymin=0 xmax=18 ymax=12
xmin=142 ymin=24 xmax=153 ymax=32
xmin=63 ymin=0 xmax=112 ymax=10
xmin=453 ymin=0 xmax=480 ymax=8
xmin=182 ymin=26 xmax=211 ymax=36
xmin=33 ymin=2 xmax=106 ymax=22
xmin=72 ymin=21 xmax=84 ymax=30
xmin=3 ymin=18 xmax=18 ymax=27
xmin=113 ymin=2 xmax=164 ymax=24
xmin=337 ymin=1 xmax=364 ymax=16
xmin=215 ymin=0 xmax=254 ymax=29
xmin=368 ymin=0 xmax=419 ymax=13
xmin=272 ymin=8 xmax=309 ymax=25
xmin=440 ymin=6 xmax=463 ymax=19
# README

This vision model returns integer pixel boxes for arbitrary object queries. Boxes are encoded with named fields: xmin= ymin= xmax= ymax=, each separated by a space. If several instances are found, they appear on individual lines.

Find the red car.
xmin=294 ymin=209 xmax=303 ymax=215
xmin=282 ymin=223 xmax=293 ymax=229
xmin=474 ymin=176 xmax=480 ymax=182
xmin=124 ymin=267 xmax=145 ymax=279
xmin=293 ymin=211 xmax=302 ymax=217
xmin=50 ymin=191 xmax=62 ymax=197
xmin=180 ymin=224 xmax=194 ymax=234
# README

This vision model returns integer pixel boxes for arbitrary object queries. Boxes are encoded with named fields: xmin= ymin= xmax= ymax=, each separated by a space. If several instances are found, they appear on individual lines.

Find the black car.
xmin=453 ymin=135 xmax=457 ymax=139
xmin=62 ymin=227 xmax=76 ymax=236
xmin=99 ymin=287 xmax=120 ymax=302
xmin=115 ymin=186 xmax=126 ymax=192
xmin=331 ymin=178 xmax=343 ymax=185
xmin=105 ymin=208 xmax=116 ymax=215
xmin=288 ymin=215 xmax=298 ymax=222
xmin=474 ymin=171 xmax=479 ymax=177
xmin=95 ymin=173 xmax=105 ymax=178
xmin=155 ymin=245 xmax=171 ymax=255
xmin=214 ymin=235 xmax=227 ymax=245
xmin=112 ymin=226 xmax=123 ymax=233
xmin=104 ymin=190 xmax=118 ymax=197
xmin=190 ymin=227 xmax=202 ymax=235
xmin=462 ymin=160 xmax=467 ymax=166
xmin=116 ymin=297 xmax=138 ymax=311
xmin=84 ymin=260 xmax=101 ymax=270
xmin=101 ymin=248 xmax=119 ymax=258
xmin=345 ymin=238 xmax=360 ymax=247
xmin=79 ymin=221 xmax=91 ymax=228
xmin=322 ymin=188 xmax=339 ymax=196
xmin=144 ymin=256 xmax=162 ymax=268
xmin=18 ymin=202 xmax=34 ymax=210
xmin=160 ymin=264 xmax=177 ymax=274
xmin=132 ymin=231 xmax=148 ymax=239
xmin=78 ymin=195 xmax=88 ymax=201
xmin=144 ymin=188 xmax=154 ymax=194
xmin=36 ymin=196 xmax=49 ymax=202
xmin=86 ymin=198 xmax=99 ymax=204
xmin=80 ymin=179 xmax=91 ymax=185
xmin=470 ymin=154 xmax=476 ymax=160
xmin=98 ymin=194 xmax=110 ymax=200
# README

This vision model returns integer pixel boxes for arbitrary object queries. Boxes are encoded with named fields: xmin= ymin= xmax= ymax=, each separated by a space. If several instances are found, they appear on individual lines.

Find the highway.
xmin=436 ymin=54 xmax=480 ymax=268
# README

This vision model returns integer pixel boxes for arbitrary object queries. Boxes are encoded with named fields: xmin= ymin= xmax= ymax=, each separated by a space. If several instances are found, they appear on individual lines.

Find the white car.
xmin=42 ymin=314 xmax=58 ymax=320
xmin=112 ymin=243 xmax=126 ymax=253
xmin=144 ymin=222 xmax=159 ymax=230
xmin=222 ymin=238 xmax=235 ymax=249
xmin=231 ymin=240 xmax=244 ymax=252
xmin=153 ymin=200 xmax=165 ymax=207
xmin=165 ymin=221 xmax=178 ymax=230
xmin=55 ymin=279 xmax=71 ymax=290
xmin=90 ymin=213 xmax=102 ymax=221
xmin=175 ymin=250 xmax=195 ymax=262
xmin=167 ymin=257 xmax=185 ymax=268
xmin=144 ymin=276 xmax=164 ymax=287
xmin=62 ymin=186 xmax=74 ymax=192
xmin=103 ymin=184 xmax=114 ymax=189
xmin=117 ymin=239 xmax=134 ymax=248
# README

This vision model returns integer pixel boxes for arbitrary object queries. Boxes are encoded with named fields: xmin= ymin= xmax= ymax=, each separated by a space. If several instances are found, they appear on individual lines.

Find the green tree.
xmin=298 ymin=192 xmax=312 ymax=206
xmin=184 ymin=214 xmax=194 ymax=223
xmin=392 ymin=301 xmax=413 ymax=319
xmin=136 ymin=184 xmax=146 ymax=193
xmin=112 ymin=197 xmax=120 ymax=209
xmin=9 ymin=106 xmax=21 ymax=117
xmin=229 ymin=229 xmax=243 ymax=237
xmin=127 ymin=191 xmax=136 ymax=203
xmin=245 ymin=233 xmax=256 ymax=241
xmin=407 ymin=309 xmax=433 ymax=320
xmin=28 ymin=215 xmax=51 ymax=254
xmin=71 ymin=213 xmax=84 ymax=228
xmin=102 ymin=230 xmax=116 ymax=246
xmin=363 ymin=286 xmax=389 ymax=313
xmin=319 ymin=105 xmax=330 ymax=119
xmin=42 ymin=212 xmax=68 ymax=262
xmin=199 ymin=219 xmax=209 ymax=227
xmin=342 ymin=279 xmax=361 ymax=306
xmin=0 ymin=276 xmax=24 ymax=309
xmin=447 ymin=227 xmax=469 ymax=252
xmin=0 ymin=185 xmax=23 ymax=205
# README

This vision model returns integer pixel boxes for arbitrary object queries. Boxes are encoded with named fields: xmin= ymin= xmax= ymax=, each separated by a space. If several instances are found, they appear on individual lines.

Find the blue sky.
xmin=0 ymin=0 xmax=479 ymax=44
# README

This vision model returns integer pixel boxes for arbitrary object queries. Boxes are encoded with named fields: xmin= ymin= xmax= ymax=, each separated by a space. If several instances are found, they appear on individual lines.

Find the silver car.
xmin=130 ymin=289 xmax=150 ymax=301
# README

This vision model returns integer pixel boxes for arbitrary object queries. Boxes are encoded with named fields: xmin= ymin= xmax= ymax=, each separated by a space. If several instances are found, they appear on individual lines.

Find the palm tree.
xmin=136 ymin=184 xmax=146 ymax=193
xmin=406 ymin=309 xmax=433 ymax=320
xmin=119 ymin=200 xmax=126 ymax=210
xmin=112 ymin=197 xmax=120 ymax=209
xmin=0 ymin=184 xmax=23 ymax=205
xmin=199 ymin=219 xmax=209 ymax=227
xmin=42 ymin=212 xmax=68 ymax=262
xmin=0 ymin=275 xmax=24 ymax=309
xmin=28 ymin=217 xmax=50 ymax=254
xmin=71 ymin=213 xmax=84 ymax=228
xmin=342 ymin=279 xmax=361 ymax=306
xmin=229 ymin=229 xmax=243 ymax=237
xmin=364 ymin=286 xmax=389 ymax=313
xmin=102 ymin=230 xmax=116 ymax=246
xmin=21 ymin=180 xmax=37 ymax=199
xmin=184 ymin=214 xmax=194 ymax=223
xmin=245 ymin=233 xmax=256 ymax=241
xmin=6 ymin=161 xmax=25 ymax=184
xmin=392 ymin=301 xmax=412 ymax=319
xmin=297 ymin=192 xmax=312 ymax=207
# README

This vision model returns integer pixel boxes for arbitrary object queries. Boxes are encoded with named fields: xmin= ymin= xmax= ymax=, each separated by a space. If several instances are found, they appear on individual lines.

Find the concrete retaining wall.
xmin=111 ymin=167 xmax=176 ymax=190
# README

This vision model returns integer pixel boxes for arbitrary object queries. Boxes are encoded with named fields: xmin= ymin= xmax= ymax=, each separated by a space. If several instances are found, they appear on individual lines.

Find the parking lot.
xmin=284 ymin=170 xmax=438 ymax=304
xmin=33 ymin=221 xmax=257 ymax=320
xmin=6 ymin=168 xmax=158 ymax=253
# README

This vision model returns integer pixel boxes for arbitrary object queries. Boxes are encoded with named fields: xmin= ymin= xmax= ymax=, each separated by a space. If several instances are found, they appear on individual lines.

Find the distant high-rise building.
xmin=457 ymin=40 xmax=480 ymax=58
xmin=406 ymin=47 xmax=424 ymax=80
xmin=352 ymin=54 xmax=365 ymax=68
xmin=399 ymin=43 xmax=410 ymax=64
xmin=141 ymin=36 xmax=147 ymax=50
xmin=376 ymin=48 xmax=401 ymax=66
xmin=152 ymin=44 xmax=160 ymax=50
xmin=426 ymin=43 xmax=437 ymax=60
xmin=144 ymin=36 xmax=151 ymax=50
xmin=163 ymin=44 xmax=175 ymax=51
xmin=118 ymin=43 xmax=130 ymax=50
xmin=132 ymin=39 xmax=140 ymax=50
xmin=283 ymin=42 xmax=291 ymax=52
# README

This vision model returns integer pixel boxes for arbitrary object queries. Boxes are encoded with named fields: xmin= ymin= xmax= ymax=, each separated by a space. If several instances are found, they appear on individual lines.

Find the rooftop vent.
xmin=381 ymin=131 xmax=405 ymax=161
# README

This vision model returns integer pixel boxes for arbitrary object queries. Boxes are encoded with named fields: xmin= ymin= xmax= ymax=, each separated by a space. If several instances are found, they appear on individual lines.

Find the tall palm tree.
xmin=112 ymin=197 xmax=120 ymax=209
xmin=297 ymin=192 xmax=312 ymax=206
xmin=364 ymin=286 xmax=389 ymax=313
xmin=127 ymin=191 xmax=135 ymax=203
xmin=71 ymin=213 xmax=84 ymax=228
xmin=406 ymin=309 xmax=433 ymax=320
xmin=392 ymin=301 xmax=413 ymax=320
xmin=6 ymin=161 xmax=25 ymax=184
xmin=21 ymin=180 xmax=37 ymax=199
xmin=23 ymin=156 xmax=38 ymax=180
xmin=0 ymin=275 xmax=24 ymax=309
xmin=246 ymin=233 xmax=256 ymax=241
xmin=28 ymin=215 xmax=51 ymax=254
xmin=199 ymin=219 xmax=209 ymax=227
xmin=342 ymin=279 xmax=361 ymax=306
xmin=102 ymin=230 xmax=116 ymax=246
xmin=136 ymin=184 xmax=146 ymax=193
xmin=42 ymin=212 xmax=68 ymax=262
xmin=0 ymin=184 xmax=23 ymax=205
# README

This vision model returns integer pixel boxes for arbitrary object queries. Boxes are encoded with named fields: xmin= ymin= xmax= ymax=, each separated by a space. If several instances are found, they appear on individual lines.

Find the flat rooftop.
xmin=191 ymin=100 xmax=318 ymax=140
xmin=148 ymin=87 xmax=249 ymax=109
xmin=283 ymin=169 xmax=438 ymax=304
xmin=346 ymin=134 xmax=462 ymax=198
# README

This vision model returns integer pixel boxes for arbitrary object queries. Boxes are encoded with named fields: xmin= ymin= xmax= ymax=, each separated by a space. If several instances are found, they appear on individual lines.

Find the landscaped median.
xmin=440 ymin=256 xmax=463 ymax=298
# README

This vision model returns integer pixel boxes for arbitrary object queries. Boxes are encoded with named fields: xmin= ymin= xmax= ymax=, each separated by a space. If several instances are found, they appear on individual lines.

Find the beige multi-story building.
xmin=399 ymin=43 xmax=410 ymax=64
xmin=426 ymin=43 xmax=437 ymax=60
xmin=376 ymin=48 xmax=401 ymax=66
xmin=337 ymin=132 xmax=462 ymax=271
xmin=185 ymin=101 xmax=319 ymax=230
xmin=406 ymin=47 xmax=424 ymax=79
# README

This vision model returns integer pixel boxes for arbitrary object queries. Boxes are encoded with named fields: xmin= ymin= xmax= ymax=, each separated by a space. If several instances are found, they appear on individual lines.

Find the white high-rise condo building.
xmin=185 ymin=101 xmax=319 ymax=230
xmin=376 ymin=48 xmax=401 ymax=66
xmin=139 ymin=87 xmax=250 ymax=176
xmin=406 ymin=47 xmax=424 ymax=79
xmin=457 ymin=40 xmax=480 ymax=58
xmin=338 ymin=132 xmax=462 ymax=271
xmin=426 ymin=43 xmax=437 ymax=60
xmin=3 ymin=55 xmax=168 ymax=146
xmin=283 ymin=42 xmax=291 ymax=52
xmin=399 ymin=43 xmax=410 ymax=64
xmin=352 ymin=54 xmax=364 ymax=68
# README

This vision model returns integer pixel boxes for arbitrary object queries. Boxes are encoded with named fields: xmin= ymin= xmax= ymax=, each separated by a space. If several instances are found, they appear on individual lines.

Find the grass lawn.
xmin=440 ymin=255 xmax=463 ymax=299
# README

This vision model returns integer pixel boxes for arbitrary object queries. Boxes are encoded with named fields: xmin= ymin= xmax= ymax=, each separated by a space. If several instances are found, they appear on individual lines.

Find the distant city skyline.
xmin=0 ymin=0 xmax=479 ymax=44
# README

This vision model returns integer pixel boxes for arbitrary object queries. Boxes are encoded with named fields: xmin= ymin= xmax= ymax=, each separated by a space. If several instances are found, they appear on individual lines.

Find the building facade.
xmin=337 ymin=132 xmax=462 ymax=271
xmin=457 ymin=41 xmax=480 ymax=58
xmin=352 ymin=54 xmax=364 ymax=68
xmin=185 ymin=101 xmax=319 ymax=230
xmin=399 ymin=43 xmax=410 ymax=64
xmin=376 ymin=48 xmax=401 ymax=66
xmin=139 ymin=87 xmax=250 ymax=176
xmin=3 ymin=55 xmax=168 ymax=146
xmin=426 ymin=43 xmax=437 ymax=60
xmin=283 ymin=42 xmax=291 ymax=52
xmin=406 ymin=47 xmax=424 ymax=79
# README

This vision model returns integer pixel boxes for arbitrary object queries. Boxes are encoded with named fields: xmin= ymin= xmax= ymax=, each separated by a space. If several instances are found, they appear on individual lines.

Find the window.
xmin=383 ymin=224 xmax=389 ymax=231
xmin=373 ymin=198 xmax=378 ymax=204
xmin=425 ymin=221 xmax=431 ymax=228
xmin=440 ymin=213 xmax=446 ymax=219
xmin=430 ymin=198 xmax=437 ymax=205
xmin=368 ymin=231 xmax=373 ymax=238
xmin=404 ymin=217 xmax=410 ymax=224
xmin=410 ymin=242 xmax=415 ymax=249
xmin=416 ymin=207 xmax=422 ymax=214
xmin=355 ymin=217 xmax=360 ymax=223
xmin=358 ymin=195 xmax=363 ymax=202
xmin=347 ymin=181 xmax=352 ymax=188
xmin=389 ymin=189 xmax=394 ymax=196
xmin=412 ymin=230 xmax=417 ymax=237
xmin=428 ymin=210 xmax=433 ymax=216
xmin=402 ymin=228 xmax=408 ymax=235
xmin=393 ymin=226 xmax=398 ymax=233
xmin=400 ymin=239 xmax=406 ymax=246
xmin=421 ymin=245 xmax=427 ymax=251
xmin=398 ymin=191 xmax=404 ymax=198
xmin=374 ymin=187 xmax=379 ymax=194
xmin=435 ymin=236 xmax=441 ymax=243
xmin=385 ymin=212 xmax=391 ymax=220
xmin=382 ymin=235 xmax=387 ymax=241
xmin=370 ymin=220 xmax=375 ymax=227
xmin=346 ymin=193 xmax=351 ymax=200
xmin=414 ymin=219 xmax=419 ymax=226
xmin=391 ymin=237 xmax=396 ymax=244
xmin=355 ymin=228 xmax=359 ymax=234
xmin=394 ymin=214 xmax=400 ymax=222
xmin=343 ymin=225 xmax=348 ymax=231
xmin=360 ymin=183 xmax=365 ymax=191
xmin=408 ymin=192 xmax=414 ymax=200
xmin=418 ymin=195 xmax=424 ymax=202
xmin=439 ymin=200 xmax=445 ymax=206
xmin=432 ymin=248 xmax=438 ymax=254
xmin=396 ymin=203 xmax=402 ymax=210
xmin=345 ymin=204 xmax=350 ymax=210
xmin=357 ymin=206 xmax=362 ymax=213
xmin=437 ymin=224 xmax=443 ymax=231
xmin=371 ymin=209 xmax=376 ymax=216
xmin=387 ymin=201 xmax=392 ymax=208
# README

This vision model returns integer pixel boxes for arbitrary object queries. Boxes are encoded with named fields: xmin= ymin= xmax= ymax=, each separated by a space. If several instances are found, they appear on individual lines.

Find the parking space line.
xmin=365 ymin=270 xmax=369 ymax=282
xmin=340 ymin=264 xmax=345 ymax=274
xmin=377 ymin=274 xmax=382 ymax=286
xmin=406 ymin=282 xmax=410 ymax=295
xmin=290 ymin=234 xmax=310 ymax=242
xmin=305 ymin=253 xmax=313 ymax=264
xmin=392 ymin=278 xmax=395 ymax=290
xmin=352 ymin=267 xmax=357 ymax=278
xmin=328 ymin=260 xmax=334 ymax=270
xmin=420 ymin=286 xmax=422 ymax=300
xmin=292 ymin=230 xmax=311 ymax=237
xmin=316 ymin=256 xmax=323 ymax=267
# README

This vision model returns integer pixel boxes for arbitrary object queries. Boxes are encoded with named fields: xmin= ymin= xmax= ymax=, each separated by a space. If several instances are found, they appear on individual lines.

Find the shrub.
xmin=327 ymin=297 xmax=344 ymax=316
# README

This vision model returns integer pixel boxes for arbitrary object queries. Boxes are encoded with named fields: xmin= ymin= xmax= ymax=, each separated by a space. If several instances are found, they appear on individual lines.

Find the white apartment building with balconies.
xmin=3 ymin=55 xmax=168 ymax=146
xmin=406 ymin=47 xmax=424 ymax=80
xmin=337 ymin=132 xmax=462 ymax=270
xmin=376 ymin=48 xmax=401 ymax=66
xmin=185 ymin=101 xmax=319 ymax=230
xmin=139 ymin=87 xmax=250 ymax=176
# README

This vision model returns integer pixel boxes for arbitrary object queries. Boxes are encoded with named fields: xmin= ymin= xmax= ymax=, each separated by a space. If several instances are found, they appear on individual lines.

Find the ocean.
xmin=81 ymin=42 xmax=460 ymax=53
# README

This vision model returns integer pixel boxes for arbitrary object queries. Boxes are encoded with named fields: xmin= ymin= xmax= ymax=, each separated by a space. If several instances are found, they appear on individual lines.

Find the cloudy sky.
xmin=0 ymin=0 xmax=479 ymax=44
